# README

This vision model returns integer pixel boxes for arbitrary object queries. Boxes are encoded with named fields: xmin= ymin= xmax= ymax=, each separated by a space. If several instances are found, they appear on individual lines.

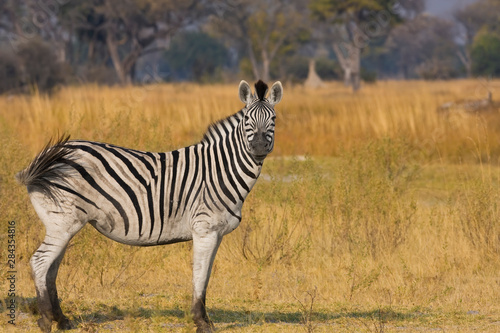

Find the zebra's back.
xmin=24 ymin=139 xmax=206 ymax=246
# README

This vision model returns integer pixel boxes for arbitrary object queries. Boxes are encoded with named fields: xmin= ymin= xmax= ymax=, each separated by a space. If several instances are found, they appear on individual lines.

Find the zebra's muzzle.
xmin=249 ymin=138 xmax=272 ymax=160
xmin=253 ymin=154 xmax=268 ymax=161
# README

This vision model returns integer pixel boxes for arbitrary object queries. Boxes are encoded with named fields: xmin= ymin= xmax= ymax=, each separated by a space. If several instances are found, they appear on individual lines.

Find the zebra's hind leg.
xmin=31 ymin=233 xmax=74 ymax=332
xmin=30 ymin=204 xmax=86 ymax=333
xmin=28 ymin=190 xmax=88 ymax=332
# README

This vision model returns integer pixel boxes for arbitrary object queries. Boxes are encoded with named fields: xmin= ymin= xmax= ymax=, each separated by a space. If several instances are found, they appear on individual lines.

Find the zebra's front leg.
xmin=191 ymin=227 xmax=222 ymax=333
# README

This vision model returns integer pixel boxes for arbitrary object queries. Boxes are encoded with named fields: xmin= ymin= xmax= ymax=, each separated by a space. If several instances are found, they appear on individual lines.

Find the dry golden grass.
xmin=0 ymin=80 xmax=499 ymax=332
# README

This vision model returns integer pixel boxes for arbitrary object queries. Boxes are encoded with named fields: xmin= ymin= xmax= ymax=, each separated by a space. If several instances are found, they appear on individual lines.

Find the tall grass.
xmin=2 ymin=80 xmax=500 ymax=160
xmin=0 ymin=80 xmax=499 ymax=331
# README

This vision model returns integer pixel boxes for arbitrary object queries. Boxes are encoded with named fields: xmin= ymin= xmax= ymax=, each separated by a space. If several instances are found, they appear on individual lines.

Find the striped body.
xmin=50 ymin=111 xmax=259 ymax=246
xmin=18 ymin=80 xmax=283 ymax=333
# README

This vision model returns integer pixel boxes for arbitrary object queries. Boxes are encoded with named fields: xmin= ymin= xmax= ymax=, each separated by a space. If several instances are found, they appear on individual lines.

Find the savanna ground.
xmin=0 ymin=80 xmax=499 ymax=332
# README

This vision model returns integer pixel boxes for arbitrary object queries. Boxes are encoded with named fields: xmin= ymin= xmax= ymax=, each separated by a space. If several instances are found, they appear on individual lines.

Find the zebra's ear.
xmin=239 ymin=80 xmax=252 ymax=105
xmin=268 ymin=81 xmax=283 ymax=106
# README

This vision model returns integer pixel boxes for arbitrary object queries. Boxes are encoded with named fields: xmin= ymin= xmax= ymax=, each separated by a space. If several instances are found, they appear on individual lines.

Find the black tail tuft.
xmin=16 ymin=134 xmax=73 ymax=202
xmin=254 ymin=80 xmax=268 ymax=101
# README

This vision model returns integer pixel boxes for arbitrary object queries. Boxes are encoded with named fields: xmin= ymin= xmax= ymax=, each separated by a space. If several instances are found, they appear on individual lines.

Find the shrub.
xmin=471 ymin=32 xmax=500 ymax=77
xmin=79 ymin=65 xmax=117 ymax=85
xmin=315 ymin=58 xmax=342 ymax=80
xmin=164 ymin=31 xmax=229 ymax=82
xmin=276 ymin=55 xmax=309 ymax=83
xmin=0 ymin=39 xmax=65 ymax=94
xmin=16 ymin=39 xmax=65 ymax=92
xmin=361 ymin=68 xmax=377 ymax=83
xmin=0 ymin=49 xmax=22 ymax=93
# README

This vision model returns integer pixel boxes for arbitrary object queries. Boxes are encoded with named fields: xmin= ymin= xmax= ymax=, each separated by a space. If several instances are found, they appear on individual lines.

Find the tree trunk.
xmin=261 ymin=49 xmax=270 ymax=82
xmin=333 ymin=42 xmax=361 ymax=92
xmin=123 ymin=50 xmax=141 ymax=84
xmin=333 ymin=37 xmax=361 ymax=92
xmin=457 ymin=49 xmax=472 ymax=78
xmin=55 ymin=41 xmax=66 ymax=63
xmin=247 ymin=39 xmax=261 ymax=81
xmin=106 ymin=32 xmax=128 ymax=84
xmin=333 ymin=43 xmax=349 ymax=86
xmin=352 ymin=71 xmax=361 ymax=92
xmin=343 ymin=67 xmax=352 ymax=87
xmin=88 ymin=37 xmax=95 ymax=62
xmin=350 ymin=44 xmax=361 ymax=92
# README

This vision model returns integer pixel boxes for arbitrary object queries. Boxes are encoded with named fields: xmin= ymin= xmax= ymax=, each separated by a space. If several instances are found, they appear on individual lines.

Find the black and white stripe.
xmin=16 ymin=80 xmax=283 ymax=333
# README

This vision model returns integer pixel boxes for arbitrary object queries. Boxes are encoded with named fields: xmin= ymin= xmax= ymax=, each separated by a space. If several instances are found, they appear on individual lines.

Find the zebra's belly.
xmin=89 ymin=215 xmax=193 ymax=247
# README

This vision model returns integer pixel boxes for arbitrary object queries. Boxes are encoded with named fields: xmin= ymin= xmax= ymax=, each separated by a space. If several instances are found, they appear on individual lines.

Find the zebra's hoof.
xmin=57 ymin=316 xmax=73 ymax=330
xmin=195 ymin=320 xmax=214 ymax=333
xmin=37 ymin=317 xmax=52 ymax=333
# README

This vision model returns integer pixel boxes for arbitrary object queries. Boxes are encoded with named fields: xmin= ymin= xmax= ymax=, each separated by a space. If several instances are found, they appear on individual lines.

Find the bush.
xmin=0 ymin=49 xmax=22 ymax=94
xmin=275 ymin=55 xmax=309 ymax=83
xmin=17 ymin=39 xmax=65 ymax=92
xmin=471 ymin=32 xmax=500 ymax=77
xmin=315 ymin=58 xmax=342 ymax=80
xmin=238 ymin=58 xmax=254 ymax=80
xmin=0 ymin=39 xmax=65 ymax=94
xmin=79 ymin=65 xmax=117 ymax=85
xmin=361 ymin=68 xmax=377 ymax=83
xmin=415 ymin=58 xmax=459 ymax=80
xmin=164 ymin=31 xmax=229 ymax=82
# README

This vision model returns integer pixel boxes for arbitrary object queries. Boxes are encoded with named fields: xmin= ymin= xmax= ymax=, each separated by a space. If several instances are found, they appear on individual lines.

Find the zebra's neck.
xmin=198 ymin=110 xmax=262 ymax=200
xmin=201 ymin=110 xmax=244 ymax=144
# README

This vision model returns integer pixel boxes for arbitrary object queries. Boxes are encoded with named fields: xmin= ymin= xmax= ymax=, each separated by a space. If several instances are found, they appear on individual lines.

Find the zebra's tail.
xmin=16 ymin=134 xmax=73 ymax=201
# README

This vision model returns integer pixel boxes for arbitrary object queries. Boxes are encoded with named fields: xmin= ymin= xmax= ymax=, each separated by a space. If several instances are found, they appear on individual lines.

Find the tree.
xmin=385 ymin=14 xmax=459 ymax=79
xmin=471 ymin=29 xmax=500 ymax=77
xmin=0 ymin=49 xmax=21 ymax=93
xmin=0 ymin=0 xmax=69 ymax=61
xmin=209 ymin=0 xmax=309 ymax=82
xmin=17 ymin=38 xmax=65 ymax=90
xmin=163 ymin=31 xmax=228 ymax=82
xmin=454 ymin=0 xmax=500 ymax=77
xmin=0 ymin=38 xmax=65 ymax=94
xmin=60 ymin=0 xmax=207 ymax=84
xmin=310 ymin=0 xmax=424 ymax=91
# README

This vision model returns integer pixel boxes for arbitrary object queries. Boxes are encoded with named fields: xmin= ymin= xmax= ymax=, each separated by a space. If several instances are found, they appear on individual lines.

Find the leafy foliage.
xmin=0 ymin=50 xmax=21 ymax=94
xmin=471 ymin=30 xmax=500 ymax=77
xmin=16 ymin=39 xmax=66 ymax=91
xmin=59 ymin=0 xmax=206 ymax=83
xmin=163 ymin=32 xmax=229 ymax=82
xmin=209 ymin=0 xmax=309 ymax=81
xmin=0 ymin=39 xmax=65 ymax=93
xmin=385 ymin=14 xmax=460 ymax=79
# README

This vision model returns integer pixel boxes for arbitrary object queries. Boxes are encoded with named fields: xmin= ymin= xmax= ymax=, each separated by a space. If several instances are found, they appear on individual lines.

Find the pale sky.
xmin=425 ymin=0 xmax=479 ymax=18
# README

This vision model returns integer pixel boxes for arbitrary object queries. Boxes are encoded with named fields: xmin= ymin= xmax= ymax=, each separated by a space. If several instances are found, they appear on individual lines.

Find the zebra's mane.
xmin=201 ymin=110 xmax=244 ymax=144
xmin=255 ymin=80 xmax=268 ymax=101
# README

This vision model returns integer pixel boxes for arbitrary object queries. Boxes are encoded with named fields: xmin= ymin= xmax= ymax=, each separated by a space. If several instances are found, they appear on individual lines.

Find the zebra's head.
xmin=238 ymin=80 xmax=283 ymax=163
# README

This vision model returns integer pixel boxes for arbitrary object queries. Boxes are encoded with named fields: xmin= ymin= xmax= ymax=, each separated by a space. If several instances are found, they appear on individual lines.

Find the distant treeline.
xmin=0 ymin=0 xmax=499 ymax=93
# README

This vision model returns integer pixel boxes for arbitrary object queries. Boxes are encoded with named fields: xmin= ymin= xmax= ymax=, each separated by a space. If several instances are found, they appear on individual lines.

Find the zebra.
xmin=16 ymin=80 xmax=283 ymax=333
